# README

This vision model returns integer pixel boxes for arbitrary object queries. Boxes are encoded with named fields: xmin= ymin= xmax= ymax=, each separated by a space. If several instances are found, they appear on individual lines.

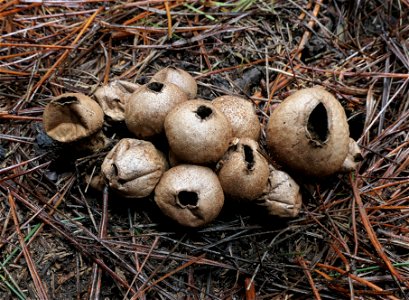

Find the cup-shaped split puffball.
xmin=212 ymin=95 xmax=260 ymax=141
xmin=164 ymin=100 xmax=233 ymax=164
xmin=125 ymin=81 xmax=188 ymax=139
xmin=216 ymin=138 xmax=269 ymax=200
xmin=154 ymin=164 xmax=224 ymax=227
xmin=151 ymin=67 xmax=197 ymax=99
xmin=257 ymin=168 xmax=302 ymax=217
xmin=43 ymin=93 xmax=107 ymax=152
xmin=266 ymin=87 xmax=351 ymax=178
xmin=94 ymin=80 xmax=140 ymax=121
xmin=101 ymin=138 xmax=168 ymax=198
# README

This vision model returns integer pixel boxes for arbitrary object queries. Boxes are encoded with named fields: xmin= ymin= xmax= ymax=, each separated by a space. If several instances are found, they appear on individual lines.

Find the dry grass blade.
xmin=350 ymin=175 xmax=408 ymax=289
xmin=7 ymin=192 xmax=49 ymax=300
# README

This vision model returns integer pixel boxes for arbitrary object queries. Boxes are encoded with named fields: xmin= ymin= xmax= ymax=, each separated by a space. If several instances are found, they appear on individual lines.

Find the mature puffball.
xmin=164 ymin=100 xmax=233 ymax=164
xmin=43 ymin=93 xmax=107 ymax=152
xmin=101 ymin=138 xmax=168 ymax=198
xmin=154 ymin=165 xmax=224 ymax=227
xmin=151 ymin=67 xmax=197 ymax=99
xmin=44 ymin=93 xmax=104 ymax=143
xmin=125 ymin=81 xmax=188 ymax=139
xmin=212 ymin=95 xmax=260 ymax=141
xmin=266 ymin=87 xmax=350 ymax=178
xmin=216 ymin=138 xmax=269 ymax=200
xmin=257 ymin=168 xmax=302 ymax=217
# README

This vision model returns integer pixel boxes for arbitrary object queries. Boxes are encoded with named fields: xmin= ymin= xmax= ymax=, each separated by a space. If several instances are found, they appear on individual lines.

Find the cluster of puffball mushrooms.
xmin=43 ymin=67 xmax=362 ymax=228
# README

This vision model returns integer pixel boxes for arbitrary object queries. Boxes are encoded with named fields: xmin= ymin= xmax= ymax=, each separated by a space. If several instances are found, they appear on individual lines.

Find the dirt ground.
xmin=0 ymin=1 xmax=408 ymax=299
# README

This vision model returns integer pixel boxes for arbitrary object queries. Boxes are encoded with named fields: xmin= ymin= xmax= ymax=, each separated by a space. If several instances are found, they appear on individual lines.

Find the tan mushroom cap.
xmin=257 ymin=168 xmax=302 ymax=217
xmin=154 ymin=164 xmax=224 ymax=227
xmin=151 ymin=67 xmax=197 ymax=99
xmin=101 ymin=138 xmax=168 ymax=198
xmin=164 ymin=100 xmax=233 ymax=164
xmin=125 ymin=81 xmax=188 ymax=139
xmin=94 ymin=80 xmax=140 ymax=121
xmin=266 ymin=87 xmax=350 ymax=177
xmin=216 ymin=138 xmax=269 ymax=200
xmin=212 ymin=95 xmax=261 ymax=141
xmin=43 ymin=93 xmax=104 ymax=143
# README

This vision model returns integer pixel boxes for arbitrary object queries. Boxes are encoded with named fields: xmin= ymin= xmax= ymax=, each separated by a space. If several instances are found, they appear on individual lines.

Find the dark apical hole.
xmin=54 ymin=96 xmax=78 ymax=105
xmin=196 ymin=105 xmax=213 ymax=119
xmin=307 ymin=102 xmax=329 ymax=143
xmin=348 ymin=112 xmax=365 ymax=140
xmin=112 ymin=163 xmax=118 ymax=176
xmin=178 ymin=191 xmax=199 ymax=207
xmin=147 ymin=82 xmax=164 ymax=93
xmin=243 ymin=144 xmax=255 ymax=170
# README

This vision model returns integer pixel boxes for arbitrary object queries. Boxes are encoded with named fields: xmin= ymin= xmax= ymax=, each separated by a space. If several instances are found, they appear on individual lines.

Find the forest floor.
xmin=0 ymin=1 xmax=408 ymax=299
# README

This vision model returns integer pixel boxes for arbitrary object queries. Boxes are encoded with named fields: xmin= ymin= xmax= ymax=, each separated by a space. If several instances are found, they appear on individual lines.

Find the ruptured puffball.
xmin=257 ymin=168 xmax=302 ymax=217
xmin=125 ymin=81 xmax=188 ymax=139
xmin=216 ymin=138 xmax=269 ymax=200
xmin=43 ymin=93 xmax=108 ymax=152
xmin=266 ymin=87 xmax=350 ymax=178
xmin=164 ymin=100 xmax=233 ymax=164
xmin=101 ymin=138 xmax=168 ymax=198
xmin=154 ymin=164 xmax=224 ymax=227
xmin=212 ymin=95 xmax=260 ymax=141
xmin=151 ymin=67 xmax=197 ymax=99
xmin=94 ymin=80 xmax=140 ymax=121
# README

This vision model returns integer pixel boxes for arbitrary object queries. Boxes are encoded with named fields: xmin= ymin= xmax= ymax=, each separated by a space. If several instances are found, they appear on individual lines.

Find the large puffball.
xmin=164 ymin=100 xmax=233 ymax=164
xmin=266 ymin=87 xmax=350 ymax=178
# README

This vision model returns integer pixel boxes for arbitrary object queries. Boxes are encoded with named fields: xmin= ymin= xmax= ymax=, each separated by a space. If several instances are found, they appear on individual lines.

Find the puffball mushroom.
xmin=257 ymin=168 xmax=302 ymax=217
xmin=341 ymin=138 xmax=363 ymax=172
xmin=43 ymin=93 xmax=108 ymax=152
xmin=94 ymin=80 xmax=140 ymax=121
xmin=164 ymin=100 xmax=233 ymax=164
xmin=216 ymin=138 xmax=269 ymax=200
xmin=101 ymin=138 xmax=168 ymax=198
xmin=266 ymin=87 xmax=351 ymax=178
xmin=212 ymin=95 xmax=261 ymax=140
xmin=151 ymin=67 xmax=197 ymax=99
xmin=125 ymin=81 xmax=188 ymax=139
xmin=154 ymin=164 xmax=224 ymax=227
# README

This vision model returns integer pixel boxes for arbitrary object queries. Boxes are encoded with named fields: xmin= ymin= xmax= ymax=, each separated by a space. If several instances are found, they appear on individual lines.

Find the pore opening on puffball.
xmin=307 ymin=102 xmax=329 ymax=143
xmin=195 ymin=105 xmax=213 ymax=120
xmin=147 ymin=82 xmax=165 ymax=92
xmin=177 ymin=191 xmax=199 ymax=207
xmin=243 ymin=144 xmax=255 ymax=169
xmin=54 ymin=96 xmax=78 ymax=105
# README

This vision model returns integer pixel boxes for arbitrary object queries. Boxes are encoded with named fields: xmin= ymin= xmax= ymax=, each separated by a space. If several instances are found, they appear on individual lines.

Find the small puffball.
xmin=125 ymin=81 xmax=188 ymax=139
xmin=154 ymin=164 xmax=224 ymax=227
xmin=341 ymin=138 xmax=363 ymax=172
xmin=212 ymin=95 xmax=260 ymax=141
xmin=101 ymin=138 xmax=168 ymax=198
xmin=94 ymin=80 xmax=140 ymax=121
xmin=151 ymin=67 xmax=197 ymax=99
xmin=216 ymin=138 xmax=269 ymax=200
xmin=257 ymin=169 xmax=302 ymax=217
